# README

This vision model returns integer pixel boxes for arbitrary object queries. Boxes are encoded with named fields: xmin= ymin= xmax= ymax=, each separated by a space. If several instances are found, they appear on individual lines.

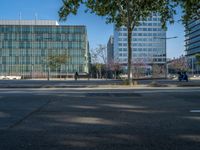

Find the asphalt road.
xmin=0 ymin=88 xmax=200 ymax=150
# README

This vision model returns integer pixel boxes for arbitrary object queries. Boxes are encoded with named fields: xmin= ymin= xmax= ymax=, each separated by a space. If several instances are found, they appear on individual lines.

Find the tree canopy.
xmin=174 ymin=0 xmax=200 ymax=24
xmin=47 ymin=54 xmax=69 ymax=71
xmin=196 ymin=54 xmax=200 ymax=65
xmin=59 ymin=0 xmax=199 ymax=28
xmin=59 ymin=0 xmax=199 ymax=84
xmin=59 ymin=0 xmax=177 ymax=29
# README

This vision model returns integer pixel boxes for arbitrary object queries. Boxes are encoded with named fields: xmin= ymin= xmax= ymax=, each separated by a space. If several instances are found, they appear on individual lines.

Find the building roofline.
xmin=0 ymin=20 xmax=59 ymax=26
xmin=0 ymin=20 xmax=87 ymax=29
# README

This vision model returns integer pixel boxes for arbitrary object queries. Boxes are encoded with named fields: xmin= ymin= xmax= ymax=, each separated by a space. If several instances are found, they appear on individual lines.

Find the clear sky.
xmin=0 ymin=0 xmax=185 ymax=58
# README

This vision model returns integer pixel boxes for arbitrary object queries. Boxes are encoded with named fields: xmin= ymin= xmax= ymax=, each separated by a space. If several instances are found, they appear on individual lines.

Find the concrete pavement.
xmin=0 ymin=79 xmax=200 ymax=88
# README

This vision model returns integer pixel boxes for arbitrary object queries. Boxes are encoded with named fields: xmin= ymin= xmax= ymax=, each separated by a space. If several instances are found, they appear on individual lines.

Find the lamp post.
xmin=154 ymin=36 xmax=178 ymax=78
xmin=66 ymin=49 xmax=69 ymax=79
xmin=31 ymin=64 xmax=33 ymax=79
xmin=44 ymin=64 xmax=50 ymax=81
xmin=47 ymin=66 xmax=50 ymax=81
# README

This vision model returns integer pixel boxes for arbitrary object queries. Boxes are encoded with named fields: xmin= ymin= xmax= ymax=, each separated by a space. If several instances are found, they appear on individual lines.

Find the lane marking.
xmin=190 ymin=110 xmax=200 ymax=113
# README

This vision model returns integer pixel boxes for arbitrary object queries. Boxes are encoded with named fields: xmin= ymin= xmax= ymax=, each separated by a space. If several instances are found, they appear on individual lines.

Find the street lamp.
xmin=43 ymin=63 xmax=50 ymax=81
xmin=47 ymin=66 xmax=50 ymax=81
xmin=66 ymin=48 xmax=69 ymax=79
xmin=154 ymin=36 xmax=178 ymax=78
xmin=31 ymin=64 xmax=33 ymax=79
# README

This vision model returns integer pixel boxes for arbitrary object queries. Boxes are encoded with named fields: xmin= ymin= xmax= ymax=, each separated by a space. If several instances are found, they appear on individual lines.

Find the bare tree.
xmin=91 ymin=44 xmax=107 ymax=78
xmin=108 ymin=59 xmax=122 ymax=79
xmin=91 ymin=45 xmax=107 ymax=63
xmin=169 ymin=56 xmax=189 ymax=72
xmin=132 ymin=58 xmax=149 ymax=79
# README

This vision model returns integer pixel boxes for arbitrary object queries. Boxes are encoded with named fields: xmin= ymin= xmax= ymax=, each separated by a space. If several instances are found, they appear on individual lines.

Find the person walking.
xmin=74 ymin=72 xmax=78 ymax=80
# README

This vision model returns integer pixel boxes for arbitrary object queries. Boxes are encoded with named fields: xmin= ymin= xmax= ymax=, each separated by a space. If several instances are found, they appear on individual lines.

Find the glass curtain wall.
xmin=0 ymin=25 xmax=89 ymax=77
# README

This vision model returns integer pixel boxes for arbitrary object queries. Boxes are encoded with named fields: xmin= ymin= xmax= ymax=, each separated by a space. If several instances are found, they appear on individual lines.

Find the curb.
xmin=0 ymin=84 xmax=200 ymax=88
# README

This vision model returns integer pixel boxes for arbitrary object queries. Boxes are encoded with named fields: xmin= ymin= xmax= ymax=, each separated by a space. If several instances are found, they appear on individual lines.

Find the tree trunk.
xmin=99 ymin=66 xmax=102 ymax=79
xmin=127 ymin=0 xmax=133 ymax=85
xmin=127 ymin=27 xmax=132 ymax=85
xmin=60 ymin=68 xmax=61 ymax=80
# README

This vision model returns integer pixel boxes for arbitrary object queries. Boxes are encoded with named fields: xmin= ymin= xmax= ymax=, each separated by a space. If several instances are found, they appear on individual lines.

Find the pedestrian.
xmin=74 ymin=72 xmax=78 ymax=80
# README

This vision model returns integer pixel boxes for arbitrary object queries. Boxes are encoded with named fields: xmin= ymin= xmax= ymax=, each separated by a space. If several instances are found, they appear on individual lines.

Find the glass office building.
xmin=185 ymin=18 xmax=200 ymax=73
xmin=185 ymin=18 xmax=200 ymax=55
xmin=114 ymin=13 xmax=166 ymax=75
xmin=107 ymin=36 xmax=114 ymax=64
xmin=0 ymin=20 xmax=90 ymax=78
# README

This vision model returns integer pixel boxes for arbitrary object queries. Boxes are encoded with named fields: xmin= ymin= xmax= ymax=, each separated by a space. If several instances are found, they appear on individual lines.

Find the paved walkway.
xmin=0 ymin=78 xmax=200 ymax=88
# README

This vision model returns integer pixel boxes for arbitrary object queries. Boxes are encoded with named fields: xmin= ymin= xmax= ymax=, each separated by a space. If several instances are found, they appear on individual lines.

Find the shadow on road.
xmin=0 ymin=91 xmax=200 ymax=150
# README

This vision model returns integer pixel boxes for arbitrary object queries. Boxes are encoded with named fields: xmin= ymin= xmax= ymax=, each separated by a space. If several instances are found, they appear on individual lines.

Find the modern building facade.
xmin=113 ymin=13 xmax=166 ymax=76
xmin=107 ymin=36 xmax=114 ymax=64
xmin=185 ymin=17 xmax=200 ymax=73
xmin=0 ymin=20 xmax=90 ymax=78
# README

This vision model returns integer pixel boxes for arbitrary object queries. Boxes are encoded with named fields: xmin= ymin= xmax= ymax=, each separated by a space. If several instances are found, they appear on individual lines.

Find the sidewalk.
xmin=0 ymin=79 xmax=200 ymax=89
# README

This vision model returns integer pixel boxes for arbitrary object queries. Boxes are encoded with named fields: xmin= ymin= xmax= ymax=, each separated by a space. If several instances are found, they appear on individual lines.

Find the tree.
xmin=195 ymin=54 xmax=200 ymax=74
xmin=173 ymin=0 xmax=200 ymax=24
xmin=90 ymin=44 xmax=107 ymax=64
xmin=47 ymin=54 xmax=70 ymax=78
xmin=59 ymin=0 xmax=175 ymax=84
xmin=110 ymin=61 xmax=122 ymax=79
xmin=168 ymin=56 xmax=189 ymax=73
xmin=108 ymin=59 xmax=122 ymax=79
xmin=59 ymin=0 xmax=199 ymax=84
xmin=132 ymin=58 xmax=149 ymax=78
xmin=90 ymin=44 xmax=107 ymax=78
xmin=196 ymin=54 xmax=200 ymax=66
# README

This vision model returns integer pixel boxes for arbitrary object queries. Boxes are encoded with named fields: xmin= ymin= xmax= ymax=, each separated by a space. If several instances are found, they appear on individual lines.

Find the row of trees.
xmin=168 ymin=56 xmax=189 ymax=74
xmin=44 ymin=52 xmax=200 ymax=79
xmin=44 ymin=48 xmax=122 ymax=79
xmin=59 ymin=0 xmax=200 ymax=84
xmin=90 ymin=44 xmax=122 ymax=79
xmin=167 ymin=54 xmax=200 ymax=74
xmin=90 ymin=44 xmax=167 ymax=79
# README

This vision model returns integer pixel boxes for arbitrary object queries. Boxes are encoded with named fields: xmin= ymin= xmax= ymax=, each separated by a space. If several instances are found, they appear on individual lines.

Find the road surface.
xmin=0 ymin=88 xmax=200 ymax=150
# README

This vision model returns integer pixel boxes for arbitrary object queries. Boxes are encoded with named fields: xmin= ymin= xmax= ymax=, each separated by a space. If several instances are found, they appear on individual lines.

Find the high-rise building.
xmin=107 ymin=36 xmax=114 ymax=64
xmin=113 ymin=14 xmax=166 ymax=75
xmin=185 ymin=17 xmax=200 ymax=73
xmin=0 ymin=20 xmax=90 ymax=78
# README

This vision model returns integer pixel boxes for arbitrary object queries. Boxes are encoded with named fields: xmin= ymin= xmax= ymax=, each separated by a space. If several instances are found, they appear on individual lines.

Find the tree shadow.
xmin=0 ymin=91 xmax=200 ymax=149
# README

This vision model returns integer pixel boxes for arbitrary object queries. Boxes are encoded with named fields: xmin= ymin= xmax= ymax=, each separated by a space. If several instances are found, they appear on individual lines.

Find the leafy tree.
xmin=59 ymin=0 xmax=199 ymax=84
xmin=90 ymin=63 xmax=107 ymax=78
xmin=196 ymin=53 xmax=200 ymax=65
xmin=173 ymin=0 xmax=200 ymax=24
xmin=47 ymin=54 xmax=70 ymax=78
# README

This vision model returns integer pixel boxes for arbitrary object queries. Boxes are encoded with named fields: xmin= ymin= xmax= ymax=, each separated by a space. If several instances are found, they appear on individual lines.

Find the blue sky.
xmin=0 ymin=0 xmax=185 ymax=58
